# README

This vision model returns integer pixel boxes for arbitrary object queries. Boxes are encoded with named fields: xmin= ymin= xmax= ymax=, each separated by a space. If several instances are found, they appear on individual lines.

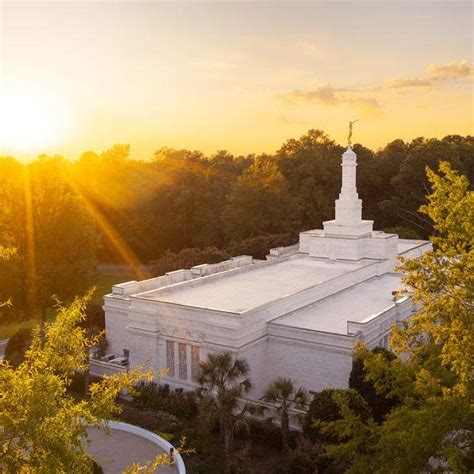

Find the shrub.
xmin=276 ymin=437 xmax=322 ymax=474
xmin=90 ymin=458 xmax=103 ymax=474
xmin=158 ymin=432 xmax=175 ymax=442
xmin=245 ymin=418 xmax=283 ymax=449
xmin=349 ymin=346 xmax=399 ymax=422
xmin=303 ymin=388 xmax=371 ymax=443
xmin=133 ymin=381 xmax=198 ymax=419
xmin=4 ymin=328 xmax=34 ymax=367
xmin=150 ymin=247 xmax=231 ymax=276
xmin=227 ymin=233 xmax=297 ymax=260
xmin=118 ymin=404 xmax=162 ymax=432
xmin=79 ymin=303 xmax=105 ymax=333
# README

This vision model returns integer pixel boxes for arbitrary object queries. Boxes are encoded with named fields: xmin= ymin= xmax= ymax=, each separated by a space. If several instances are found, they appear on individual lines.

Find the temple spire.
xmin=322 ymin=145 xmax=373 ymax=237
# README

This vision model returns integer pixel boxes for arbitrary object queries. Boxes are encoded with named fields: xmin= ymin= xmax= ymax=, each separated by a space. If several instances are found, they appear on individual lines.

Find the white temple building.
xmin=103 ymin=147 xmax=430 ymax=399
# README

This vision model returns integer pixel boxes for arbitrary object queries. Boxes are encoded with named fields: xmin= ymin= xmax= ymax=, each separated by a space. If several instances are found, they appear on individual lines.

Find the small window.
xmin=166 ymin=341 xmax=175 ymax=377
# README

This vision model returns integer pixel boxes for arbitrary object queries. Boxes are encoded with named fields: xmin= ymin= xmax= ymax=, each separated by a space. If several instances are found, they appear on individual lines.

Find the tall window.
xmin=166 ymin=341 xmax=175 ymax=377
xmin=191 ymin=346 xmax=200 ymax=381
xmin=179 ymin=343 xmax=187 ymax=380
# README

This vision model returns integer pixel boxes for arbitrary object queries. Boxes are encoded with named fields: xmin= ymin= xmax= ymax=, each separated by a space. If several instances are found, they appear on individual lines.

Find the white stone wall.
xmin=266 ymin=337 xmax=353 ymax=395
xmin=104 ymin=303 xmax=130 ymax=358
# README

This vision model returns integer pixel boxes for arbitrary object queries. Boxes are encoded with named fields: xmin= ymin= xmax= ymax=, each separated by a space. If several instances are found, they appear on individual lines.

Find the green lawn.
xmin=0 ymin=269 xmax=138 ymax=340
xmin=90 ymin=270 xmax=137 ymax=305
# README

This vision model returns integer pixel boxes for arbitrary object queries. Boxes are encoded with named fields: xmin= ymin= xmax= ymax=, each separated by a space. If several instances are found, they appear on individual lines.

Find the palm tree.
xmin=197 ymin=352 xmax=254 ymax=471
xmin=263 ymin=377 xmax=308 ymax=459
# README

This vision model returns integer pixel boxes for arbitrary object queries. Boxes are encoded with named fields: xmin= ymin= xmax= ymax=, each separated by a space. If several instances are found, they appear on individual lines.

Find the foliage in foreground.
xmin=319 ymin=162 xmax=474 ymax=473
xmin=263 ymin=377 xmax=308 ymax=460
xmin=0 ymin=295 xmax=155 ymax=473
xmin=197 ymin=352 xmax=264 ymax=472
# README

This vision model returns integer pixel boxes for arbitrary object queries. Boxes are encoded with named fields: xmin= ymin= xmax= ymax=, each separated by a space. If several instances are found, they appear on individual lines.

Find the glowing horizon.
xmin=1 ymin=1 xmax=472 ymax=161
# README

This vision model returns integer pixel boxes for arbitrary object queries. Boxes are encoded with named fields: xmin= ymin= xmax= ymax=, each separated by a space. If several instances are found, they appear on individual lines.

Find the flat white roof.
xmin=139 ymin=256 xmax=371 ymax=313
xmin=273 ymin=273 xmax=402 ymax=335
xmin=397 ymin=239 xmax=428 ymax=255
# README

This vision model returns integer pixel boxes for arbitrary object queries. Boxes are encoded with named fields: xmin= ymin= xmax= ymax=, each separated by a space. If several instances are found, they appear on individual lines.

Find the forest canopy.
xmin=0 ymin=130 xmax=472 ymax=318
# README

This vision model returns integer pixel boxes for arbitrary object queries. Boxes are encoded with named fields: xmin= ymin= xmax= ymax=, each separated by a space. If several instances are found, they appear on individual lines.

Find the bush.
xmin=118 ymin=404 xmax=163 ymax=432
xmin=4 ymin=328 xmax=34 ymax=367
xmin=349 ymin=346 xmax=399 ymax=422
xmin=133 ymin=381 xmax=198 ymax=419
xmin=227 ymin=233 xmax=297 ymax=260
xmin=276 ymin=437 xmax=321 ymax=474
xmin=90 ymin=458 xmax=103 ymax=474
xmin=79 ymin=303 xmax=105 ymax=333
xmin=158 ymin=432 xmax=175 ymax=442
xmin=150 ymin=247 xmax=231 ymax=276
xmin=303 ymin=388 xmax=371 ymax=443
xmin=244 ymin=418 xmax=283 ymax=449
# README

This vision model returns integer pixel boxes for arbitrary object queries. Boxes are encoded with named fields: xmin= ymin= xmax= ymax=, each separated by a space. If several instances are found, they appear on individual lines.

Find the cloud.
xmin=284 ymin=84 xmax=338 ymax=105
xmin=427 ymin=60 xmax=472 ymax=79
xmin=386 ymin=78 xmax=432 ymax=89
xmin=280 ymin=84 xmax=380 ymax=115
xmin=277 ymin=58 xmax=471 ymax=115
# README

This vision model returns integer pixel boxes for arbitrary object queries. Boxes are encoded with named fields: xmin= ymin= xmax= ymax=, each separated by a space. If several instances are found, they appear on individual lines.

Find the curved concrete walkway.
xmin=85 ymin=426 xmax=178 ymax=473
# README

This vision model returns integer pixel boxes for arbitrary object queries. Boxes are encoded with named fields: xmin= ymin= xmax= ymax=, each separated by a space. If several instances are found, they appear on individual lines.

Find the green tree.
xmin=303 ymin=389 xmax=371 ymax=444
xmin=275 ymin=129 xmax=342 ymax=230
xmin=378 ymin=138 xmax=465 ymax=237
xmin=150 ymin=246 xmax=230 ymax=276
xmin=263 ymin=377 xmax=308 ymax=460
xmin=320 ymin=162 xmax=474 ymax=472
xmin=0 ymin=295 xmax=154 ymax=472
xmin=28 ymin=158 xmax=99 ymax=322
xmin=197 ymin=352 xmax=256 ymax=472
xmin=349 ymin=347 xmax=399 ymax=423
xmin=222 ymin=156 xmax=301 ymax=241
xmin=227 ymin=233 xmax=297 ymax=260
xmin=0 ymin=157 xmax=99 ymax=323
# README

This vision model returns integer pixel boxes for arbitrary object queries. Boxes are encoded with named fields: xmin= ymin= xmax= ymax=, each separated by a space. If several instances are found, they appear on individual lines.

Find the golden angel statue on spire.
xmin=348 ymin=119 xmax=359 ymax=147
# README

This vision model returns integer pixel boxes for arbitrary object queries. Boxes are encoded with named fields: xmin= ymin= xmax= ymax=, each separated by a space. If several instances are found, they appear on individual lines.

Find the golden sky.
xmin=1 ymin=1 xmax=473 ymax=161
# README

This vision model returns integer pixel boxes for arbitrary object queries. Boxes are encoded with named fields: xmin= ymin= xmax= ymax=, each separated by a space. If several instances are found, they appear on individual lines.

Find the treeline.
xmin=0 ymin=130 xmax=472 ymax=315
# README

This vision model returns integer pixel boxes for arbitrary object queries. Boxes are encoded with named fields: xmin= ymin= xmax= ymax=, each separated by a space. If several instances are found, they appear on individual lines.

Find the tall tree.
xmin=320 ymin=162 xmax=474 ymax=472
xmin=222 ymin=156 xmax=301 ymax=242
xmin=349 ymin=347 xmax=399 ymax=423
xmin=378 ymin=138 xmax=464 ymax=237
xmin=263 ymin=377 xmax=308 ymax=460
xmin=1 ymin=157 xmax=100 ymax=321
xmin=275 ymin=129 xmax=342 ymax=230
xmin=197 ymin=352 xmax=254 ymax=472
xmin=0 ymin=295 xmax=153 ymax=472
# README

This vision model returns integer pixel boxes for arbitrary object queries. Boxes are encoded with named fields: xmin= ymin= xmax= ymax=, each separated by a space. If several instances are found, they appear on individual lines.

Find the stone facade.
xmin=103 ymin=147 xmax=431 ymax=399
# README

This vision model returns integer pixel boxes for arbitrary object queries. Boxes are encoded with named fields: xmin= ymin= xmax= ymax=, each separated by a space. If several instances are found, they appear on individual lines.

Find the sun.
xmin=0 ymin=87 xmax=70 ymax=154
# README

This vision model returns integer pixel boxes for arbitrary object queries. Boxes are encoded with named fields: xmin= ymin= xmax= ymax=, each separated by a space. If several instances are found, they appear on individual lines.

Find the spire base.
xmin=323 ymin=219 xmax=374 ymax=238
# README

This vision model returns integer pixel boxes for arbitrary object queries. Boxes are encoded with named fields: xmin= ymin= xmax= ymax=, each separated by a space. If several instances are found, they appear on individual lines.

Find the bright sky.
xmin=1 ymin=1 xmax=473 ymax=160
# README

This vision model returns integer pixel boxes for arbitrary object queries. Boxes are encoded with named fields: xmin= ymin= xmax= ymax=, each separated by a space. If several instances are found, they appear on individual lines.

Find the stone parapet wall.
xmin=110 ymin=256 xmax=253 ymax=298
xmin=89 ymin=359 xmax=127 ymax=377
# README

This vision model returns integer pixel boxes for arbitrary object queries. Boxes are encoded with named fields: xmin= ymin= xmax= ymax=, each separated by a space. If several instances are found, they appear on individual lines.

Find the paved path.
xmin=85 ymin=427 xmax=178 ymax=473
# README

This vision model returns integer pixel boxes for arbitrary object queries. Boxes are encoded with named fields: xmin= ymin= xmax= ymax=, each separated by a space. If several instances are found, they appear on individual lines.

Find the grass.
xmin=0 ymin=268 xmax=140 ymax=339
xmin=91 ymin=270 xmax=136 ymax=305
